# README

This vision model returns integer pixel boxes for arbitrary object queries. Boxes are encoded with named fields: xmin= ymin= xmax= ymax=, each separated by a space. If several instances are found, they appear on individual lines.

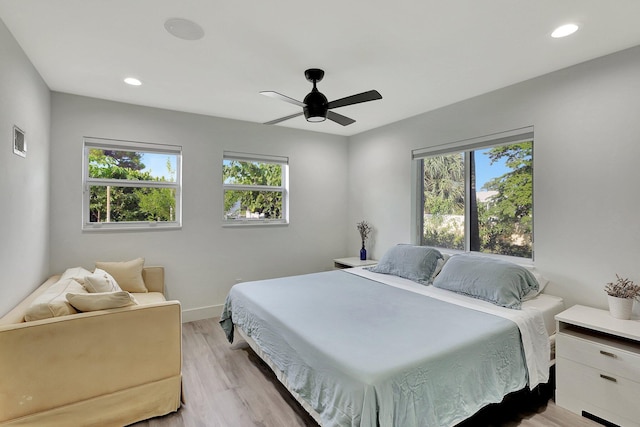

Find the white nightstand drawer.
xmin=557 ymin=356 xmax=640 ymax=424
xmin=557 ymin=331 xmax=640 ymax=381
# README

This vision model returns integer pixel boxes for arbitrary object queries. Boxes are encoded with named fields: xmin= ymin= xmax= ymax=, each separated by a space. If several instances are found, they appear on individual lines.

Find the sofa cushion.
xmin=24 ymin=278 xmax=87 ymax=321
xmin=95 ymin=258 xmax=147 ymax=293
xmin=66 ymin=291 xmax=138 ymax=311
xmin=83 ymin=269 xmax=122 ymax=293
xmin=133 ymin=292 xmax=167 ymax=305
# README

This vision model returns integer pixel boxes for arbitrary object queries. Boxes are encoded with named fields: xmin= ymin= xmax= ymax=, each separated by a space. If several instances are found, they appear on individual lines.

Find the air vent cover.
xmin=13 ymin=125 xmax=26 ymax=157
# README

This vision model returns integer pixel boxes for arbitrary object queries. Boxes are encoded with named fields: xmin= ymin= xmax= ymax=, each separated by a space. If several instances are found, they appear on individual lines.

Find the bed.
xmin=220 ymin=246 xmax=565 ymax=427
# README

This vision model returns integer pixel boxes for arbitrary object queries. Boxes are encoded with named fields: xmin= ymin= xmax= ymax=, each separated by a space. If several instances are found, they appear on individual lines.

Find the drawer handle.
xmin=600 ymin=374 xmax=617 ymax=383
xmin=599 ymin=350 xmax=617 ymax=358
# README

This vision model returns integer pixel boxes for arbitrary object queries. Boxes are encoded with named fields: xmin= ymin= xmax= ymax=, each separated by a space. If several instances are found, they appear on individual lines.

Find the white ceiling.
xmin=2 ymin=1 xmax=640 ymax=136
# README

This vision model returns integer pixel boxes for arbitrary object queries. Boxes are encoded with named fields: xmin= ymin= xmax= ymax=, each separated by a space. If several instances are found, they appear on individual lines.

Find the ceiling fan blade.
xmin=327 ymin=90 xmax=382 ymax=110
xmin=327 ymin=110 xmax=356 ymax=126
xmin=264 ymin=111 xmax=304 ymax=125
xmin=260 ymin=91 xmax=306 ymax=107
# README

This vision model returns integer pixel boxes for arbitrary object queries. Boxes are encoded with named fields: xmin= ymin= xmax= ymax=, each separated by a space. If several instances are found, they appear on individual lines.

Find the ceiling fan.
xmin=261 ymin=68 xmax=382 ymax=126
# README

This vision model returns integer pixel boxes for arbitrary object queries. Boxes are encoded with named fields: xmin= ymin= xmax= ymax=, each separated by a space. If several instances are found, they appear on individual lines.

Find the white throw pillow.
xmin=521 ymin=266 xmax=550 ymax=301
xmin=59 ymin=266 xmax=93 ymax=285
xmin=24 ymin=278 xmax=87 ymax=321
xmin=95 ymin=258 xmax=147 ymax=293
xmin=66 ymin=291 xmax=138 ymax=312
xmin=83 ymin=269 xmax=122 ymax=293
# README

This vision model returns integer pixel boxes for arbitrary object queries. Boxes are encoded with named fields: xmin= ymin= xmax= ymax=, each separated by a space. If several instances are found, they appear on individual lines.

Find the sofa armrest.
xmin=0 ymin=301 xmax=181 ymax=423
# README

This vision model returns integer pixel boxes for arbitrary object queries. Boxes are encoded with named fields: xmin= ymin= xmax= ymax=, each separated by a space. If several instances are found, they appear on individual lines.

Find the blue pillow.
xmin=367 ymin=244 xmax=443 ymax=285
xmin=432 ymin=254 xmax=539 ymax=309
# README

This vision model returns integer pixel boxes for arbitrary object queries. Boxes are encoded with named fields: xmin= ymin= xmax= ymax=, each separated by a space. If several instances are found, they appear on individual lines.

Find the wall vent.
xmin=13 ymin=125 xmax=26 ymax=157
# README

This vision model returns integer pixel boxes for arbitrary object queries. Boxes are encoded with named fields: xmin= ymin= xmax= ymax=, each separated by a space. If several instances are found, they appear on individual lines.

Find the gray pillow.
xmin=432 ymin=254 xmax=539 ymax=309
xmin=367 ymin=244 xmax=443 ymax=285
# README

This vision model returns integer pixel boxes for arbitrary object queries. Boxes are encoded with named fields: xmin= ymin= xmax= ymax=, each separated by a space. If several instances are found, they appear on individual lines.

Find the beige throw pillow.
xmin=95 ymin=258 xmax=147 ymax=293
xmin=24 ymin=278 xmax=87 ymax=321
xmin=66 ymin=291 xmax=138 ymax=312
xmin=83 ymin=269 xmax=122 ymax=293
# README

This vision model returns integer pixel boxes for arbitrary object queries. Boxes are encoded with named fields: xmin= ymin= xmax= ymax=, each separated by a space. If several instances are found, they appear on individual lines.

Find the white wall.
xmin=49 ymin=93 xmax=349 ymax=321
xmin=5 ymin=10 xmax=640 ymax=320
xmin=0 ymin=20 xmax=51 ymax=316
xmin=348 ymin=45 xmax=640 ymax=313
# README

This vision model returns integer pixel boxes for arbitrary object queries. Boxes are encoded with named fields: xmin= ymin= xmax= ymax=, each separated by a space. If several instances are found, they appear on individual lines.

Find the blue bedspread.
xmin=220 ymin=270 xmax=528 ymax=427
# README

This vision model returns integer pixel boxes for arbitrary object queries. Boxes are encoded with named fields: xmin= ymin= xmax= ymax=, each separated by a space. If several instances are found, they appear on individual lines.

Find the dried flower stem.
xmin=605 ymin=274 xmax=640 ymax=301
xmin=357 ymin=221 xmax=372 ymax=244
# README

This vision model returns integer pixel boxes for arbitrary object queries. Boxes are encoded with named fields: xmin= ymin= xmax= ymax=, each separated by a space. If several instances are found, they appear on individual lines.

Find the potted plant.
xmin=604 ymin=274 xmax=640 ymax=319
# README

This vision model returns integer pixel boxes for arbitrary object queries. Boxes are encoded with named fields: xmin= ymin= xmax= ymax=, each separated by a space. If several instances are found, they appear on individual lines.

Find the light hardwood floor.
xmin=132 ymin=319 xmax=600 ymax=427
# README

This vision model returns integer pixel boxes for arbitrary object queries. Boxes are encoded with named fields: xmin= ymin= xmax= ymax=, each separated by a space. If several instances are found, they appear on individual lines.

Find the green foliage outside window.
xmin=478 ymin=142 xmax=533 ymax=257
xmin=89 ymin=149 xmax=176 ymax=223
xmin=423 ymin=153 xmax=465 ymax=250
xmin=422 ymin=142 xmax=533 ymax=258
xmin=223 ymin=160 xmax=283 ymax=220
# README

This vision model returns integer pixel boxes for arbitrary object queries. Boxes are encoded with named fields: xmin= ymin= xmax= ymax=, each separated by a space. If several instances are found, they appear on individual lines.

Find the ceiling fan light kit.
xmin=261 ymin=68 xmax=382 ymax=126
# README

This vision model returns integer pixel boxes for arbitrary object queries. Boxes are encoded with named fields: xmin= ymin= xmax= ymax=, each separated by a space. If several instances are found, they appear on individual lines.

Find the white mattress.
xmin=522 ymin=293 xmax=565 ymax=336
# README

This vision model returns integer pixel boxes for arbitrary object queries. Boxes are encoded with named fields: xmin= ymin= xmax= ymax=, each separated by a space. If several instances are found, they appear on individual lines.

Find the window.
xmin=82 ymin=137 xmax=182 ymax=231
xmin=223 ymin=151 xmax=288 ymax=225
xmin=413 ymin=128 xmax=533 ymax=259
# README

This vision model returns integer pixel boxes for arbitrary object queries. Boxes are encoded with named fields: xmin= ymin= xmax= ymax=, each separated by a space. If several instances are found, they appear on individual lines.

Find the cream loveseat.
xmin=0 ymin=264 xmax=182 ymax=426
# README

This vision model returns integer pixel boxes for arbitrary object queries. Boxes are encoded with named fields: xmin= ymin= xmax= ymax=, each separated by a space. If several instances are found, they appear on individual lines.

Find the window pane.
xmin=89 ymin=185 xmax=176 ymax=223
xmin=421 ymin=142 xmax=533 ymax=258
xmin=223 ymin=160 xmax=282 ymax=186
xmin=224 ymin=190 xmax=283 ymax=220
xmin=422 ymin=152 xmax=465 ymax=250
xmin=473 ymin=142 xmax=533 ymax=258
xmin=89 ymin=149 xmax=177 ymax=183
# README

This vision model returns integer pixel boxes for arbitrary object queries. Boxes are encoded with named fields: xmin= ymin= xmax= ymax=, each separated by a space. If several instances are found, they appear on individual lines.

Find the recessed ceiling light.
xmin=551 ymin=23 xmax=579 ymax=38
xmin=124 ymin=77 xmax=142 ymax=86
xmin=164 ymin=18 xmax=204 ymax=41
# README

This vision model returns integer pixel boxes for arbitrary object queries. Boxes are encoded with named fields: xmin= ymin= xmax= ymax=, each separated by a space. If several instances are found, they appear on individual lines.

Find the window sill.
xmin=82 ymin=222 xmax=182 ymax=232
xmin=437 ymin=248 xmax=534 ymax=266
xmin=222 ymin=220 xmax=289 ymax=228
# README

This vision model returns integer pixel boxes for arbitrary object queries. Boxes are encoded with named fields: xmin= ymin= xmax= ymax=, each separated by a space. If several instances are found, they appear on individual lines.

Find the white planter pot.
xmin=607 ymin=295 xmax=634 ymax=320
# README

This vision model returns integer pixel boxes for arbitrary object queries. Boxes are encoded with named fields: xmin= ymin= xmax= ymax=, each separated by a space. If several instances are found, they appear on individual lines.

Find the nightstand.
xmin=333 ymin=257 xmax=377 ymax=269
xmin=555 ymin=305 xmax=640 ymax=427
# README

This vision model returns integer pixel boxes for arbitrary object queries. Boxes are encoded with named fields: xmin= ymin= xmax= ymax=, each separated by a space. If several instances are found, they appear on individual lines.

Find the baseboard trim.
xmin=581 ymin=411 xmax=619 ymax=427
xmin=181 ymin=304 xmax=222 ymax=323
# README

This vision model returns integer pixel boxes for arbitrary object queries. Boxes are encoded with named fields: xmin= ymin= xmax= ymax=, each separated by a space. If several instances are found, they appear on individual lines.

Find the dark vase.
xmin=360 ymin=243 xmax=367 ymax=260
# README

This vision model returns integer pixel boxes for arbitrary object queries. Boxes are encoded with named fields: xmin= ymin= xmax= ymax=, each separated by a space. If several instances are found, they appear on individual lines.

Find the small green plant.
xmin=605 ymin=274 xmax=640 ymax=300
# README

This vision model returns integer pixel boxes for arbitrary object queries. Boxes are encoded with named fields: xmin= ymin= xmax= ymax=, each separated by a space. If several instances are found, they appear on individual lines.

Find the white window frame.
xmin=82 ymin=137 xmax=182 ymax=231
xmin=222 ymin=151 xmax=289 ymax=226
xmin=411 ymin=127 xmax=534 ymax=262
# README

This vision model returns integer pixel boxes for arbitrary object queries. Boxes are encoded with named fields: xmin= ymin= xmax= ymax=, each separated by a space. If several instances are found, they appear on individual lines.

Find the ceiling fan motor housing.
xmin=303 ymin=89 xmax=328 ymax=122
